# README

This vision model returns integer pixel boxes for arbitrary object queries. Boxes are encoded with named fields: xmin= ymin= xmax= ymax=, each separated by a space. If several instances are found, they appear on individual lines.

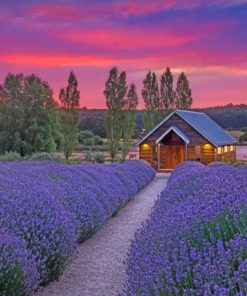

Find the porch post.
xmin=158 ymin=143 xmax=160 ymax=171
xmin=185 ymin=142 xmax=188 ymax=161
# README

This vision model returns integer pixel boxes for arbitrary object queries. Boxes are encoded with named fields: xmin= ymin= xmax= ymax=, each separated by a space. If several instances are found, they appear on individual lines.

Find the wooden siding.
xmin=145 ymin=114 xmax=209 ymax=146
xmin=139 ymin=113 xmax=237 ymax=170
xmin=201 ymin=144 xmax=216 ymax=164
xmin=216 ymin=146 xmax=236 ymax=163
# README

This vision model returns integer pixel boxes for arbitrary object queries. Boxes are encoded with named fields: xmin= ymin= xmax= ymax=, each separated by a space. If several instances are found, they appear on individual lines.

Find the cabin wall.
xmin=201 ymin=144 xmax=216 ymax=164
xmin=139 ymin=144 xmax=158 ymax=170
xmin=145 ymin=114 xmax=208 ymax=146
xmin=216 ymin=146 xmax=236 ymax=163
xmin=139 ymin=114 xmax=236 ymax=170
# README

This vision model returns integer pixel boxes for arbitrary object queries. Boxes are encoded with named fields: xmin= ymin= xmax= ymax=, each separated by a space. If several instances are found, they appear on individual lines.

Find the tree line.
xmin=0 ymin=67 xmax=193 ymax=161
xmin=104 ymin=67 xmax=192 ymax=161
xmin=0 ymin=72 xmax=80 ymax=159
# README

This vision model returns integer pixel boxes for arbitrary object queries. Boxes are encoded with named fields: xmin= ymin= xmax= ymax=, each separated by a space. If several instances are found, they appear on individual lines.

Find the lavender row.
xmin=121 ymin=162 xmax=247 ymax=296
xmin=0 ymin=160 xmax=155 ymax=295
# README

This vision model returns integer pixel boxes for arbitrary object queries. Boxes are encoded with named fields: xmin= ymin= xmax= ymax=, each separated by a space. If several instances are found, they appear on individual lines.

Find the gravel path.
xmin=36 ymin=174 xmax=169 ymax=296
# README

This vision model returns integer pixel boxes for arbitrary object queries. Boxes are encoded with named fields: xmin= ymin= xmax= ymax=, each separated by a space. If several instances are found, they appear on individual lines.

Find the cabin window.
xmin=217 ymin=147 xmax=222 ymax=154
xmin=152 ymin=145 xmax=157 ymax=161
xmin=230 ymin=145 xmax=234 ymax=152
xmin=224 ymin=146 xmax=228 ymax=153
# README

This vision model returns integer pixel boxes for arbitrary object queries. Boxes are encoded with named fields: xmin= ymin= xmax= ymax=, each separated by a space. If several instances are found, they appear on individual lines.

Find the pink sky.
xmin=0 ymin=0 xmax=246 ymax=108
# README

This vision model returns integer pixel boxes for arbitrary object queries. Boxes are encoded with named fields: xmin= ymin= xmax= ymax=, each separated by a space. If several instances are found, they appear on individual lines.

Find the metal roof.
xmin=138 ymin=109 xmax=238 ymax=147
xmin=155 ymin=126 xmax=190 ymax=144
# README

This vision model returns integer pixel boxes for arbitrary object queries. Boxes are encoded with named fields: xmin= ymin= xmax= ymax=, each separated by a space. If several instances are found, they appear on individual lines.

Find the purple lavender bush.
xmin=0 ymin=160 xmax=155 ymax=294
xmin=121 ymin=162 xmax=247 ymax=295
xmin=0 ymin=228 xmax=39 ymax=295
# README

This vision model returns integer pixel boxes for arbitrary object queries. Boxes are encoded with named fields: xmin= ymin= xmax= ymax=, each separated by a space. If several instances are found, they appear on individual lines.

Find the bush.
xmin=29 ymin=152 xmax=62 ymax=161
xmin=121 ymin=162 xmax=247 ymax=295
xmin=94 ymin=153 xmax=105 ymax=163
xmin=78 ymin=130 xmax=94 ymax=144
xmin=0 ymin=151 xmax=22 ymax=162
xmin=0 ymin=229 xmax=39 ymax=295
xmin=94 ymin=135 xmax=103 ymax=145
xmin=0 ymin=160 xmax=155 ymax=292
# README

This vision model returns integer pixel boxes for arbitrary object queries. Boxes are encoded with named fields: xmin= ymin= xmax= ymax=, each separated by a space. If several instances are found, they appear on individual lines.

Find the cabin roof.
xmin=138 ymin=109 xmax=238 ymax=147
xmin=155 ymin=125 xmax=190 ymax=144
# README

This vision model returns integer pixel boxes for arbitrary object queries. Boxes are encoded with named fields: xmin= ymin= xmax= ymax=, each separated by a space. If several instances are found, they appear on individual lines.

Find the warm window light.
xmin=230 ymin=145 xmax=234 ymax=152
xmin=204 ymin=143 xmax=211 ymax=149
xmin=217 ymin=147 xmax=222 ymax=154
xmin=224 ymin=146 xmax=228 ymax=153
xmin=142 ymin=143 xmax=150 ymax=150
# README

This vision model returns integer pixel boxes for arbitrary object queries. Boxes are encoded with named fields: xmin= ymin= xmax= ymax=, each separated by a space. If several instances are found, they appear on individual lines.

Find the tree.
xmin=160 ymin=67 xmax=175 ymax=110
xmin=175 ymin=72 xmax=193 ymax=110
xmin=59 ymin=71 xmax=80 ymax=159
xmin=121 ymin=84 xmax=138 ymax=161
xmin=0 ymin=73 xmax=61 ymax=156
xmin=104 ymin=67 xmax=127 ymax=162
xmin=142 ymin=71 xmax=162 ymax=131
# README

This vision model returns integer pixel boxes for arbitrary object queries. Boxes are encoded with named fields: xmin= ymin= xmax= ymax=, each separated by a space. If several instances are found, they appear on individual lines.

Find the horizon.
xmin=0 ymin=1 xmax=247 ymax=108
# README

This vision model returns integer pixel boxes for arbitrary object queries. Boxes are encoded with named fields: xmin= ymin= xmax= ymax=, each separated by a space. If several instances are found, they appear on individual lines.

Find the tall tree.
xmin=104 ymin=67 xmax=127 ymax=162
xmin=121 ymin=83 xmax=138 ymax=161
xmin=175 ymin=72 xmax=193 ymax=110
xmin=142 ymin=71 xmax=162 ymax=131
xmin=160 ymin=67 xmax=175 ymax=110
xmin=0 ymin=73 xmax=61 ymax=156
xmin=59 ymin=71 xmax=80 ymax=159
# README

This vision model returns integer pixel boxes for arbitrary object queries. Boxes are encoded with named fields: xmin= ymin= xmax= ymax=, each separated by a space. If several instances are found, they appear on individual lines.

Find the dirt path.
xmin=36 ymin=174 xmax=169 ymax=296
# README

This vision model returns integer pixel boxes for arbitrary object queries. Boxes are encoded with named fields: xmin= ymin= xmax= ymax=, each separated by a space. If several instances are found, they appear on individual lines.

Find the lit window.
xmin=230 ymin=145 xmax=234 ymax=152
xmin=217 ymin=147 xmax=222 ymax=154
xmin=224 ymin=146 xmax=228 ymax=153
xmin=142 ymin=144 xmax=149 ymax=150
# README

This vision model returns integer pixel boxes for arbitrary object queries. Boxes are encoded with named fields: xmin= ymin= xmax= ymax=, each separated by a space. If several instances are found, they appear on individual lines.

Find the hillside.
xmin=80 ymin=104 xmax=247 ymax=138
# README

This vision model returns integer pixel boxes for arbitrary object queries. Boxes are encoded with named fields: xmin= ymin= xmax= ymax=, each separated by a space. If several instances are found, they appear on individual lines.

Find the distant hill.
xmin=80 ymin=104 xmax=247 ymax=138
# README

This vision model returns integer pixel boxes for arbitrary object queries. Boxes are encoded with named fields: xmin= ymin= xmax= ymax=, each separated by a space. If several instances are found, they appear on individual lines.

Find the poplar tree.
xmin=121 ymin=83 xmax=138 ymax=161
xmin=160 ymin=67 xmax=175 ymax=110
xmin=142 ymin=71 xmax=162 ymax=131
xmin=175 ymin=72 xmax=193 ymax=110
xmin=104 ymin=67 xmax=127 ymax=162
xmin=59 ymin=71 xmax=80 ymax=159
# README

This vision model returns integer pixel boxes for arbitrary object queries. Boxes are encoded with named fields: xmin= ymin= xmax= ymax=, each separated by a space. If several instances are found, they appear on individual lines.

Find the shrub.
xmin=121 ymin=162 xmax=247 ymax=295
xmin=0 ymin=160 xmax=155 ymax=291
xmin=0 ymin=151 xmax=22 ymax=162
xmin=0 ymin=228 xmax=39 ymax=295
xmin=78 ymin=130 xmax=94 ymax=144
xmin=94 ymin=153 xmax=105 ymax=163
xmin=94 ymin=135 xmax=103 ymax=145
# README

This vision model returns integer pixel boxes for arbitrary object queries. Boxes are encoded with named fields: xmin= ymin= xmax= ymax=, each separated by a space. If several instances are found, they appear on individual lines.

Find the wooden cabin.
xmin=138 ymin=110 xmax=237 ymax=171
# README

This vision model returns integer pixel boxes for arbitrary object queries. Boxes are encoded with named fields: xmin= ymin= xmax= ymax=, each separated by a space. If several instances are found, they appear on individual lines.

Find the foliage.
xmin=59 ymin=71 xmax=80 ymax=159
xmin=175 ymin=72 xmax=193 ymax=110
xmin=121 ymin=84 xmax=138 ymax=161
xmin=0 ymin=73 xmax=61 ymax=156
xmin=142 ymin=71 xmax=163 ymax=131
xmin=0 ymin=151 xmax=22 ymax=162
xmin=121 ymin=162 xmax=247 ymax=295
xmin=0 ymin=229 xmax=39 ymax=296
xmin=78 ymin=130 xmax=103 ymax=146
xmin=0 ymin=160 xmax=155 ymax=293
xmin=240 ymin=131 xmax=247 ymax=143
xmin=104 ymin=67 xmax=127 ymax=161
xmin=29 ymin=152 xmax=63 ymax=162
xmin=160 ymin=67 xmax=175 ymax=110
xmin=94 ymin=152 xmax=105 ymax=163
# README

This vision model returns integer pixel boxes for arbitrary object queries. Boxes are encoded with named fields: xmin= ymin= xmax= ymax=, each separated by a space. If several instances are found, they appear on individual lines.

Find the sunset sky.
xmin=0 ymin=0 xmax=246 ymax=108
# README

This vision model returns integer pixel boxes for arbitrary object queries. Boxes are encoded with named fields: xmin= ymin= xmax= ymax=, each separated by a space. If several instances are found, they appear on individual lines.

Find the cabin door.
xmin=164 ymin=145 xmax=185 ymax=169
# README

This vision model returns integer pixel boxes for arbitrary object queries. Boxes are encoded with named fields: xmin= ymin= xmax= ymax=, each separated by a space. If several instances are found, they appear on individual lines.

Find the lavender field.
xmin=122 ymin=162 xmax=247 ymax=295
xmin=0 ymin=160 xmax=155 ymax=295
